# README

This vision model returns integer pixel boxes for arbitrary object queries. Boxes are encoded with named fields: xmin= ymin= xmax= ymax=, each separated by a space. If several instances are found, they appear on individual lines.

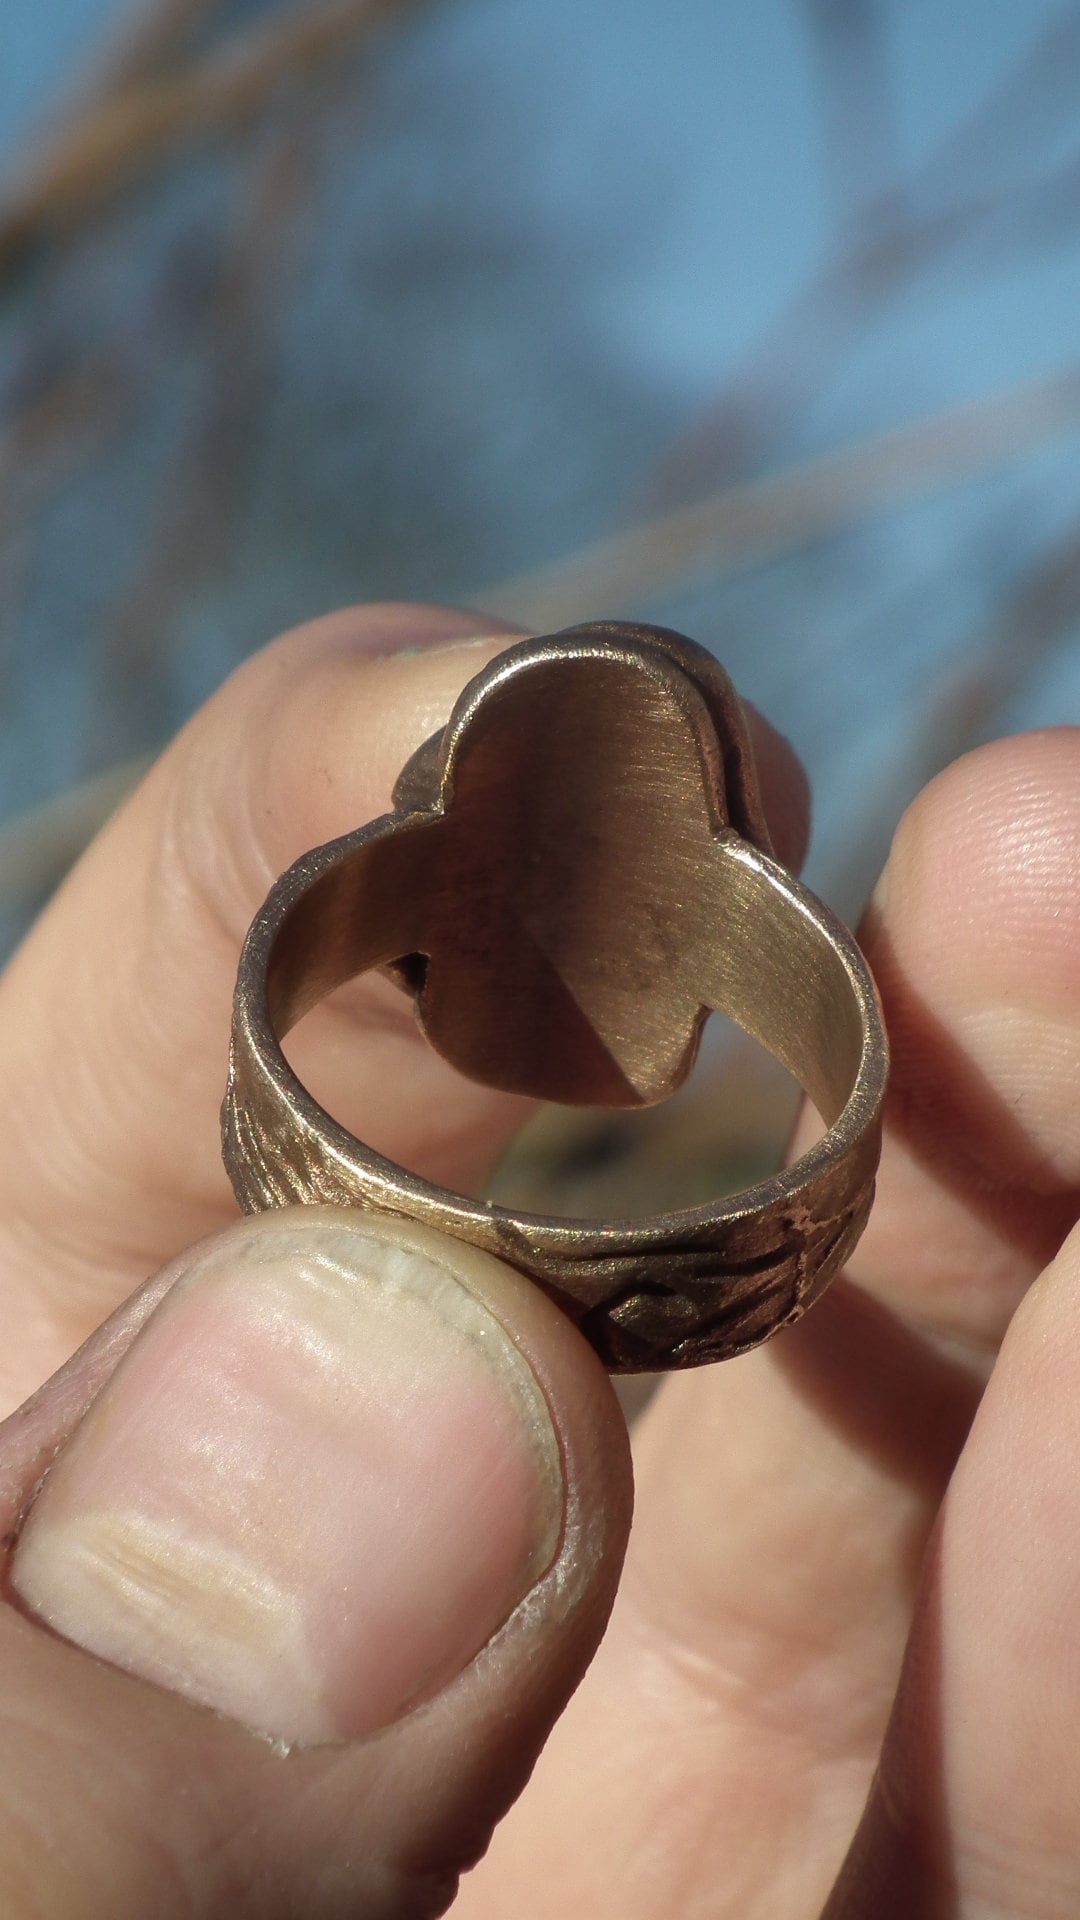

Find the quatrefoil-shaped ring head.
xmin=226 ymin=620 xmax=887 ymax=1372
xmin=385 ymin=623 xmax=776 ymax=1109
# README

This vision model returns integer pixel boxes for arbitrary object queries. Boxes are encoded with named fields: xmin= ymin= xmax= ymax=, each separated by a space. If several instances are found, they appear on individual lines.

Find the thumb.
xmin=1 ymin=1208 xmax=632 ymax=1919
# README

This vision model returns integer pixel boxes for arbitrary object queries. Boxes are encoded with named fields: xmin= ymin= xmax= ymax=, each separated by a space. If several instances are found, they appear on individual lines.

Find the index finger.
xmin=0 ymin=605 xmax=524 ymax=1408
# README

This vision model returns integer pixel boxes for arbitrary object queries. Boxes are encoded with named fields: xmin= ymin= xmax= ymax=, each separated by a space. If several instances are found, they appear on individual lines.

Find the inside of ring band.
xmin=693 ymin=847 xmax=867 ymax=1125
xmin=264 ymin=819 xmax=867 ymax=1134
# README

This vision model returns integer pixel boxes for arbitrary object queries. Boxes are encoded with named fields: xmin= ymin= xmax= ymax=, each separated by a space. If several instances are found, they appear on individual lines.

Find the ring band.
xmin=222 ymin=622 xmax=888 ymax=1372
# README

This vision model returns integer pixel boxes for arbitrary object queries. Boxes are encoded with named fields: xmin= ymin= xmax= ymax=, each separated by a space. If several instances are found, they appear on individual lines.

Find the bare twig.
xmin=477 ymin=367 xmax=1080 ymax=629
xmin=644 ymin=2 xmax=1080 ymax=508
xmin=96 ymin=93 xmax=327 ymax=727
xmin=804 ymin=0 xmax=901 ymax=236
xmin=814 ymin=510 xmax=1080 ymax=917
xmin=4 ymin=367 xmax=1080 ymax=912
xmin=86 ymin=0 xmax=223 ymax=96
xmin=0 ymin=0 xmax=418 ymax=269
xmin=0 ymin=358 xmax=129 ymax=531
xmin=925 ymin=523 xmax=1080 ymax=758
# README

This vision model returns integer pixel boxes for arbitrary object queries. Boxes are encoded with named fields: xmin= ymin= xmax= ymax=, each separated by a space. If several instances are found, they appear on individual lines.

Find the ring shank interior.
xmin=264 ymin=817 xmax=868 ymax=1135
xmin=225 ymin=630 xmax=886 ymax=1370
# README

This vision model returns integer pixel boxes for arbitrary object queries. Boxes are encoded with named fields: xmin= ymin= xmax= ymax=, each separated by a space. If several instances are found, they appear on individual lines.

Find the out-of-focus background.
xmin=2 ymin=0 xmax=1079 ymax=1215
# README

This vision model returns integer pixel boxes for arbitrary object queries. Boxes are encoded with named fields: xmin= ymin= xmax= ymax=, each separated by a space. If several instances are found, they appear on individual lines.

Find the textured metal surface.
xmin=223 ymin=622 xmax=888 ymax=1371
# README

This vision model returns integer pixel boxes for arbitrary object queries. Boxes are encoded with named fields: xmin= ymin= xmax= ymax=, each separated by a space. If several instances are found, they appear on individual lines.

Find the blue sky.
xmin=1 ymin=0 xmax=1078 ymax=939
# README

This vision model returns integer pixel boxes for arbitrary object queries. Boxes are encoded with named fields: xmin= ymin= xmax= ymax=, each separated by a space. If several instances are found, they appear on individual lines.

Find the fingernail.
xmin=10 ymin=1215 xmax=564 ymax=1747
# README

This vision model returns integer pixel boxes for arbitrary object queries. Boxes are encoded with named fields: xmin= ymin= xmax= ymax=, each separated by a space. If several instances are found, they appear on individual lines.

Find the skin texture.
xmin=0 ymin=601 xmax=1078 ymax=1917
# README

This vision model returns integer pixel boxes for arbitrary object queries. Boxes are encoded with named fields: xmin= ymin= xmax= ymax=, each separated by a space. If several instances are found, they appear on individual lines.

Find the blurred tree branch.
xmin=0 ymin=0 xmax=422 ymax=272
xmin=644 ymin=1 xmax=1080 ymax=509
xmin=4 ymin=363 xmax=1080 ymax=910
xmin=480 ymin=366 xmax=1080 ymax=629
xmin=803 ymin=0 xmax=900 ymax=237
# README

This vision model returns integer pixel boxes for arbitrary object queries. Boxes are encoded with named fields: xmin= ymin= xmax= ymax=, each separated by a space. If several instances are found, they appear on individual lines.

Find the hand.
xmin=459 ymin=699 xmax=1080 ymax=1918
xmin=0 ymin=605 xmax=631 ymax=1919
xmin=0 ymin=606 xmax=1074 ymax=1919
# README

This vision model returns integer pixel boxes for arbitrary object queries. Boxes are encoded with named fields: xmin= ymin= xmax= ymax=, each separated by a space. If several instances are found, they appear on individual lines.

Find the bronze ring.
xmin=222 ymin=622 xmax=888 ymax=1372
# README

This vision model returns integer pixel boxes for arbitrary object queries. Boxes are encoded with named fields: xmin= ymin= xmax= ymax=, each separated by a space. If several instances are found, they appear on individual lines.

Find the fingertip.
xmin=841 ymin=723 xmax=1080 ymax=1349
xmin=875 ymin=725 xmax=1080 ymax=1006
xmin=865 ymin=725 xmax=1080 ymax=1189
xmin=743 ymin=704 xmax=812 ymax=872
